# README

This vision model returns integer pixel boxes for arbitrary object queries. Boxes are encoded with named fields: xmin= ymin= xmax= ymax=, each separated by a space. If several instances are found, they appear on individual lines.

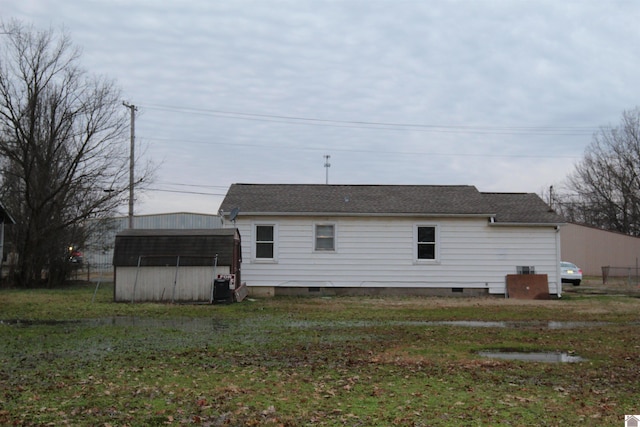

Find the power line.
xmin=146 ymin=187 xmax=227 ymax=196
xmin=144 ymin=136 xmax=581 ymax=159
xmin=143 ymin=103 xmax=597 ymax=136
xmin=155 ymin=181 xmax=229 ymax=190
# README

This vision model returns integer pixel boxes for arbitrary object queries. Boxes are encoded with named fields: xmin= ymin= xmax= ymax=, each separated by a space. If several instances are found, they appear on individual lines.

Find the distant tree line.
xmin=555 ymin=107 xmax=640 ymax=236
xmin=1 ymin=19 xmax=638 ymax=286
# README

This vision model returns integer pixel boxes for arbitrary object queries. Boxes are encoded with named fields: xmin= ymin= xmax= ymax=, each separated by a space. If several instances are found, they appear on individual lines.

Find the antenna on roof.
xmin=324 ymin=154 xmax=331 ymax=184
xmin=229 ymin=207 xmax=239 ymax=224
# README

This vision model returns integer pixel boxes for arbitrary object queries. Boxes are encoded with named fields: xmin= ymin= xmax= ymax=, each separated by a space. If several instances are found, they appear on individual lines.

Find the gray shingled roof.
xmin=480 ymin=192 xmax=564 ymax=224
xmin=220 ymin=184 xmax=565 ymax=224
xmin=113 ymin=229 xmax=239 ymax=266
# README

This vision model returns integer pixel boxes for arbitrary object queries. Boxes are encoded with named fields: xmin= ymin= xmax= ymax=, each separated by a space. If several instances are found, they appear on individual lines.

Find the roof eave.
xmin=489 ymin=221 xmax=565 ymax=227
xmin=224 ymin=211 xmax=495 ymax=218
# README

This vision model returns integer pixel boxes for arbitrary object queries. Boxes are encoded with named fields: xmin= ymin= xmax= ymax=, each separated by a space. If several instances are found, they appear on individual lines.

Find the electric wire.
xmin=146 ymin=187 xmax=227 ymax=196
xmin=143 ymin=136 xmax=580 ymax=159
xmin=142 ymin=103 xmax=597 ymax=136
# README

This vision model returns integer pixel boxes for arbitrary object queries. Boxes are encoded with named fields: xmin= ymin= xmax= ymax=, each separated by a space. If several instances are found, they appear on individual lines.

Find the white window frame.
xmin=414 ymin=223 xmax=440 ymax=263
xmin=314 ymin=222 xmax=336 ymax=252
xmin=253 ymin=222 xmax=278 ymax=262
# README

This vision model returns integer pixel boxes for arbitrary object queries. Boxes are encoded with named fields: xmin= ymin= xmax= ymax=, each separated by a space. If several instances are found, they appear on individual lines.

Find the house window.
xmin=415 ymin=225 xmax=438 ymax=261
xmin=315 ymin=224 xmax=335 ymax=251
xmin=255 ymin=224 xmax=275 ymax=259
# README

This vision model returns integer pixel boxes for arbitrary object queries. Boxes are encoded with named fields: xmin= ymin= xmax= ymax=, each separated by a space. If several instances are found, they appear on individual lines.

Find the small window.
xmin=315 ymin=224 xmax=335 ymax=251
xmin=255 ymin=225 xmax=275 ymax=259
xmin=416 ymin=225 xmax=437 ymax=260
xmin=517 ymin=266 xmax=535 ymax=274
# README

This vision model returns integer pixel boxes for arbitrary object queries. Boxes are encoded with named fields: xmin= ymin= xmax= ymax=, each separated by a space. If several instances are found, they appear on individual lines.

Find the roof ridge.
xmin=232 ymin=183 xmax=476 ymax=188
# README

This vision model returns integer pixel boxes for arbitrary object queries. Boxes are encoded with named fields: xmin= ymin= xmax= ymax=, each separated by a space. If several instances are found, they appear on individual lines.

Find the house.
xmin=113 ymin=228 xmax=242 ymax=303
xmin=219 ymin=184 xmax=565 ymax=297
xmin=561 ymin=222 xmax=640 ymax=276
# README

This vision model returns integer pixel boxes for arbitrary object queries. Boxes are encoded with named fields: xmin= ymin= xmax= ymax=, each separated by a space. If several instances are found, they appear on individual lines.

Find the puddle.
xmin=478 ymin=350 xmax=585 ymax=363
xmin=286 ymin=320 xmax=618 ymax=329
xmin=87 ymin=316 xmax=227 ymax=331
xmin=0 ymin=318 xmax=626 ymax=332
xmin=0 ymin=317 xmax=228 ymax=332
xmin=0 ymin=319 xmax=80 ymax=327
xmin=426 ymin=321 xmax=613 ymax=329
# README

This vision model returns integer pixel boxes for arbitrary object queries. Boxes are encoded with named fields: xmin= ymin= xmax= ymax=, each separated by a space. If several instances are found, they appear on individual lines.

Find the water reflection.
xmin=478 ymin=350 xmax=585 ymax=363
xmin=286 ymin=319 xmax=620 ymax=329
xmin=0 ymin=318 xmax=629 ymax=330
xmin=0 ymin=316 xmax=227 ymax=332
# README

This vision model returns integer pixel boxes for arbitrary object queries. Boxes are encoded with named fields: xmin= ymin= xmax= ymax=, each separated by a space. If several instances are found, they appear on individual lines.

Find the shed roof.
xmin=116 ymin=228 xmax=236 ymax=237
xmin=113 ymin=228 xmax=239 ymax=267
xmin=220 ymin=184 xmax=564 ymax=225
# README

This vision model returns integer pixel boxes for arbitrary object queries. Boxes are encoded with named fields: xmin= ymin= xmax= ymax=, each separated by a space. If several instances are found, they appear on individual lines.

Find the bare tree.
xmin=0 ymin=20 xmax=145 ymax=286
xmin=562 ymin=107 xmax=640 ymax=236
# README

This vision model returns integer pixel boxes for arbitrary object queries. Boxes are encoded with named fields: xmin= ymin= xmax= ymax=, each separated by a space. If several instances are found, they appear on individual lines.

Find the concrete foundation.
xmin=248 ymin=286 xmax=490 ymax=298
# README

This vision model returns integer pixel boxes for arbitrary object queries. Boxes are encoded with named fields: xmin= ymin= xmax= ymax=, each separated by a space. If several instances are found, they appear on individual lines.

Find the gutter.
xmin=221 ymin=211 xmax=496 ymax=219
xmin=488 ymin=221 xmax=566 ymax=227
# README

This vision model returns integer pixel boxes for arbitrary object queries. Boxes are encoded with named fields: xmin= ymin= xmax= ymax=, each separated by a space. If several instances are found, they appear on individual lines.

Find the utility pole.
xmin=123 ymin=102 xmax=137 ymax=228
xmin=324 ymin=154 xmax=331 ymax=185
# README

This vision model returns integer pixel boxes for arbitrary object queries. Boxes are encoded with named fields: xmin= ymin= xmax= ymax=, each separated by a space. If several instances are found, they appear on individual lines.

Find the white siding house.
xmin=219 ymin=184 xmax=565 ymax=297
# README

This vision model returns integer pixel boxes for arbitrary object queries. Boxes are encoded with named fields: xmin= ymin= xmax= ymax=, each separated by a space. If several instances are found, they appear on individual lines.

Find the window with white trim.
xmin=415 ymin=224 xmax=438 ymax=261
xmin=314 ymin=223 xmax=335 ymax=251
xmin=255 ymin=224 xmax=276 ymax=260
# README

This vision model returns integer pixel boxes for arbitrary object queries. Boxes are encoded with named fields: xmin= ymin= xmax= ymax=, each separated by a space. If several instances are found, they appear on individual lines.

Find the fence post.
xmin=209 ymin=254 xmax=218 ymax=304
xmin=602 ymin=266 xmax=609 ymax=284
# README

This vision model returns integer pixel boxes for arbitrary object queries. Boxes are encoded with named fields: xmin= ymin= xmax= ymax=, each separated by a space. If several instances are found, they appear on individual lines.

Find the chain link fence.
xmin=601 ymin=266 xmax=640 ymax=287
xmin=68 ymin=262 xmax=114 ymax=282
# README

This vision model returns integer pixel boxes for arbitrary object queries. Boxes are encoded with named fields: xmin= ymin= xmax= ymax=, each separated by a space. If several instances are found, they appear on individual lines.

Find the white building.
xmin=219 ymin=184 xmax=565 ymax=297
xmin=84 ymin=212 xmax=222 ymax=272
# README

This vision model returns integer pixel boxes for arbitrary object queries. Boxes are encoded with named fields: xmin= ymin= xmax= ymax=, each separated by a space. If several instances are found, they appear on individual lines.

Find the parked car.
xmin=561 ymin=261 xmax=582 ymax=286
xmin=68 ymin=246 xmax=83 ymax=264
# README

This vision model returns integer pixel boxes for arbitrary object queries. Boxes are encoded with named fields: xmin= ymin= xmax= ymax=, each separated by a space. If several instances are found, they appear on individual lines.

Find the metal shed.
xmin=113 ymin=228 xmax=242 ymax=303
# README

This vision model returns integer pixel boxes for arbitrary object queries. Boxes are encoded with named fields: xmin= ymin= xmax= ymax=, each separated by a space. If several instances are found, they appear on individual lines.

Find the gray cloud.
xmin=3 ymin=0 xmax=638 ymax=214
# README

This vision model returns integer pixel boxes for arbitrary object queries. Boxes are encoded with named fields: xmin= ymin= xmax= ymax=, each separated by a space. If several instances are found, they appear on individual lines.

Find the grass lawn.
xmin=1 ymin=282 xmax=639 ymax=426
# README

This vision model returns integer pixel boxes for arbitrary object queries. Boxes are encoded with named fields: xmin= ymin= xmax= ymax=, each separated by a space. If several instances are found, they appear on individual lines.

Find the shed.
xmin=113 ymin=228 xmax=242 ymax=302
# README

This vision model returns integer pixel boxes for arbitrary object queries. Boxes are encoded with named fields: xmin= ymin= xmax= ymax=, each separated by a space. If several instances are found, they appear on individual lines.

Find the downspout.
xmin=555 ymin=226 xmax=562 ymax=298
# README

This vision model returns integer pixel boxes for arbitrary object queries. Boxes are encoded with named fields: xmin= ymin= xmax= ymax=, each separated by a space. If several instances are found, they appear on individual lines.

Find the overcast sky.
xmin=3 ymin=1 xmax=639 ymax=215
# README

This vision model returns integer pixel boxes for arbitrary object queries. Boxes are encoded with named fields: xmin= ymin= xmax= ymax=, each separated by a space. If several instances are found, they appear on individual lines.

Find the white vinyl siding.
xmin=234 ymin=216 xmax=561 ymax=295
